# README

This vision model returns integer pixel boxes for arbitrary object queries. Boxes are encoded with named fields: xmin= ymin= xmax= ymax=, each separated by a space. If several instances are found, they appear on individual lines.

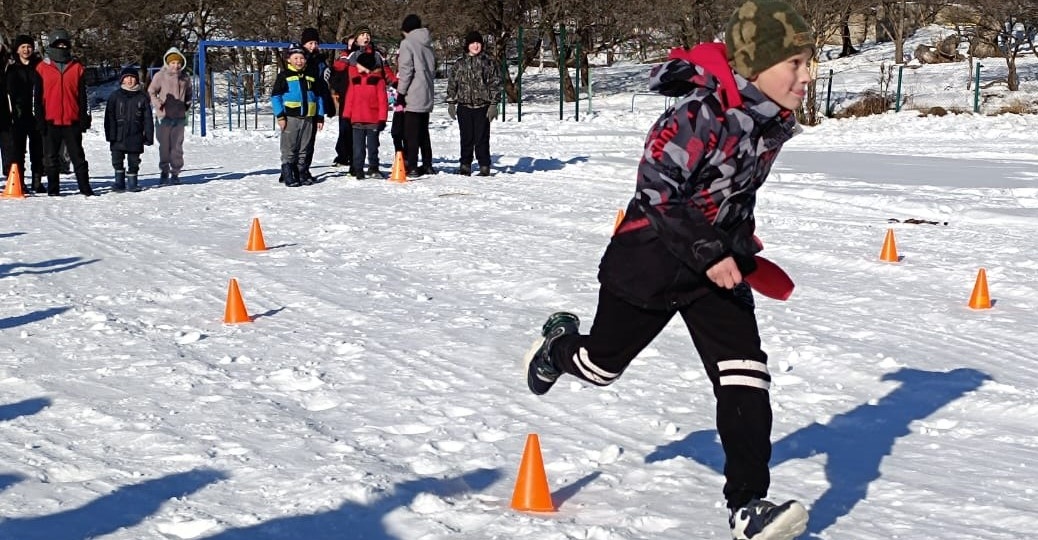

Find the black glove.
xmin=447 ymin=103 xmax=456 ymax=120
xmin=487 ymin=106 xmax=498 ymax=122
xmin=80 ymin=119 xmax=91 ymax=133
xmin=378 ymin=121 xmax=386 ymax=131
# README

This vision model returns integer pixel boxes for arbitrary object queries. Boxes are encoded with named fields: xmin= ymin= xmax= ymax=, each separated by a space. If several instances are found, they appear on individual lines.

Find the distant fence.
xmin=815 ymin=60 xmax=1036 ymax=118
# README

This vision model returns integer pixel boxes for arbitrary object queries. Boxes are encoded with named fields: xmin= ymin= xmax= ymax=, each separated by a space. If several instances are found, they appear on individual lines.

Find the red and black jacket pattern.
xmin=599 ymin=43 xmax=800 ymax=309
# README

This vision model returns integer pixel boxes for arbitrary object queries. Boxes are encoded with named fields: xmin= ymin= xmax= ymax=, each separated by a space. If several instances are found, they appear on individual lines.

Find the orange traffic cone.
xmin=389 ymin=151 xmax=407 ymax=183
xmin=245 ymin=218 xmax=267 ymax=252
xmin=510 ymin=433 xmax=554 ymax=512
xmin=612 ymin=208 xmax=625 ymax=234
xmin=2 ymin=164 xmax=26 ymax=199
xmin=968 ymin=268 xmax=991 ymax=309
xmin=879 ymin=228 xmax=899 ymax=262
xmin=223 ymin=278 xmax=252 ymax=324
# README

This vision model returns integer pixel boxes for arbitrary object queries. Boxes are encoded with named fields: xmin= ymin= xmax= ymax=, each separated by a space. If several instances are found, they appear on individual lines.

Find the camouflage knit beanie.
xmin=725 ymin=0 xmax=814 ymax=79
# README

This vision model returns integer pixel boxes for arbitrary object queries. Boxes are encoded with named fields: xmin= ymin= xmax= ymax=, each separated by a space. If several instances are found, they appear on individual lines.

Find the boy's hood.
xmin=163 ymin=47 xmax=187 ymax=69
xmin=403 ymin=28 xmax=432 ymax=48
xmin=648 ymin=42 xmax=784 ymax=121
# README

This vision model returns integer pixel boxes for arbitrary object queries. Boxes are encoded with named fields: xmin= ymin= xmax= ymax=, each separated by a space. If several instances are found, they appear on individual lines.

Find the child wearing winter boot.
xmin=271 ymin=43 xmax=325 ymax=187
xmin=104 ymin=67 xmax=154 ymax=192
xmin=343 ymin=52 xmax=388 ymax=179
xmin=523 ymin=2 xmax=815 ymax=539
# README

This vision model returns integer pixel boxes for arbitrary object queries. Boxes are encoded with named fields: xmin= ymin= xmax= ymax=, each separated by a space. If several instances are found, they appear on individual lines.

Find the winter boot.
xmin=160 ymin=170 xmax=171 ymax=185
xmin=32 ymin=173 xmax=45 ymax=194
xmin=46 ymin=172 xmax=61 ymax=196
xmin=478 ymin=165 xmax=491 ymax=177
xmin=366 ymin=165 xmax=381 ymax=179
xmin=729 ymin=499 xmax=808 ymax=540
xmin=523 ymin=312 xmax=580 ymax=395
xmin=458 ymin=163 xmax=471 ymax=176
xmin=112 ymin=170 xmax=126 ymax=192
xmin=126 ymin=173 xmax=139 ymax=192
xmin=170 ymin=172 xmax=180 ymax=185
xmin=299 ymin=166 xmax=314 ymax=185
xmin=282 ymin=162 xmax=301 ymax=187
xmin=75 ymin=168 xmax=95 ymax=196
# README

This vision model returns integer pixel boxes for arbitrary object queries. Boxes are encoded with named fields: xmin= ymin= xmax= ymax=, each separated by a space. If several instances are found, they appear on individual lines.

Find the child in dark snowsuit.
xmin=104 ymin=67 xmax=154 ymax=192
xmin=523 ymin=2 xmax=816 ymax=540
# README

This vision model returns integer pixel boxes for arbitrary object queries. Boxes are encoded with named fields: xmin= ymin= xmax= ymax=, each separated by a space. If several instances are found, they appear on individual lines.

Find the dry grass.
xmin=834 ymin=92 xmax=893 ymax=118
xmin=989 ymin=100 xmax=1038 ymax=115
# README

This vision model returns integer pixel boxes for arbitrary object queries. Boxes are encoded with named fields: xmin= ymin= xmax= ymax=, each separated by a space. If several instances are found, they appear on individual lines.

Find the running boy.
xmin=523 ymin=2 xmax=815 ymax=539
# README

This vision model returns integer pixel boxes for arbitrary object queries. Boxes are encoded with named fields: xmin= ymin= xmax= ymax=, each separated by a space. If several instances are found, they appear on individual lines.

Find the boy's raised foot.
xmin=522 ymin=312 xmax=579 ymax=395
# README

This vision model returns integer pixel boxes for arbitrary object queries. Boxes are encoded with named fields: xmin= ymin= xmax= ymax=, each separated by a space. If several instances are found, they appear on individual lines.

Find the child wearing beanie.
xmin=104 ymin=67 xmax=154 ymax=192
xmin=522 ymin=2 xmax=814 ymax=540
xmin=445 ymin=30 xmax=500 ymax=176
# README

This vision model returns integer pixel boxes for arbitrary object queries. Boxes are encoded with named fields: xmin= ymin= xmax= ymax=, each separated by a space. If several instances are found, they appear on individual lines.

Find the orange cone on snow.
xmin=245 ymin=218 xmax=267 ymax=252
xmin=613 ymin=208 xmax=625 ymax=234
xmin=968 ymin=268 xmax=991 ymax=309
xmin=390 ymin=151 xmax=407 ymax=183
xmin=879 ymin=228 xmax=899 ymax=262
xmin=510 ymin=433 xmax=555 ymax=512
xmin=223 ymin=278 xmax=252 ymax=324
xmin=1 ymin=164 xmax=26 ymax=199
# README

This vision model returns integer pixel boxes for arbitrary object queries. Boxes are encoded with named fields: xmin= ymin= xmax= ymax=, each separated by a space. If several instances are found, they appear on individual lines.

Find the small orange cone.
xmin=2 ymin=164 xmax=26 ymax=199
xmin=389 ymin=151 xmax=407 ymax=183
xmin=968 ymin=268 xmax=991 ymax=309
xmin=879 ymin=228 xmax=899 ymax=262
xmin=223 ymin=278 xmax=252 ymax=324
xmin=245 ymin=218 xmax=267 ymax=252
xmin=612 ymin=208 xmax=625 ymax=234
xmin=510 ymin=433 xmax=554 ymax=512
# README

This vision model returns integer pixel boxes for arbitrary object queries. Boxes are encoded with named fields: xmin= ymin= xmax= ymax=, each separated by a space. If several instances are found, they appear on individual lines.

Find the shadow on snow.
xmin=0 ymin=397 xmax=53 ymax=422
xmin=644 ymin=367 xmax=990 ymax=537
xmin=0 ymin=257 xmax=98 ymax=280
xmin=0 ymin=306 xmax=72 ymax=331
xmin=0 ymin=468 xmax=227 ymax=540
xmin=201 ymin=467 xmax=502 ymax=540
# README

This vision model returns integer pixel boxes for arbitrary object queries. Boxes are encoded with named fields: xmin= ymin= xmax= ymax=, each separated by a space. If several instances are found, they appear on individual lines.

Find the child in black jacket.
xmin=104 ymin=67 xmax=154 ymax=192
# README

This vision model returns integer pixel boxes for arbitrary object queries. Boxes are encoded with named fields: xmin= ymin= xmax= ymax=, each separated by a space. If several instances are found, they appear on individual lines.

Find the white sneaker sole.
xmin=521 ymin=336 xmax=545 ymax=375
xmin=756 ymin=501 xmax=808 ymax=540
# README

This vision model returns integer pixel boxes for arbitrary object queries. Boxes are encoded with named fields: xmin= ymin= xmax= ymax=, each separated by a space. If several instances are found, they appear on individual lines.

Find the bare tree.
xmin=970 ymin=0 xmax=1038 ymax=91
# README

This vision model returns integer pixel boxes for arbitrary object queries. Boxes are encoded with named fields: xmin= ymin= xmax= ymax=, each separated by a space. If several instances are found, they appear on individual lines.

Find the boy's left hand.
xmin=277 ymin=118 xmax=286 ymax=131
xmin=706 ymin=256 xmax=743 ymax=289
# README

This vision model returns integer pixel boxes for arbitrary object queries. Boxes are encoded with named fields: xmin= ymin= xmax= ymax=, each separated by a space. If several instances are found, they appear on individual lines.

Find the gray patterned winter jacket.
xmin=599 ymin=44 xmax=800 ymax=309
xmin=445 ymin=53 xmax=500 ymax=108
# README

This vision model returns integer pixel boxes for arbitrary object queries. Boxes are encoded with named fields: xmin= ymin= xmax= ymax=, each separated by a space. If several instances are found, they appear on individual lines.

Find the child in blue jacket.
xmin=271 ymin=43 xmax=324 ymax=187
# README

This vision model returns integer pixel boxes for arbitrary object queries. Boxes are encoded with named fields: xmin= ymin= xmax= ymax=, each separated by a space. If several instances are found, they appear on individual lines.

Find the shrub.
xmin=834 ymin=92 xmax=893 ymax=118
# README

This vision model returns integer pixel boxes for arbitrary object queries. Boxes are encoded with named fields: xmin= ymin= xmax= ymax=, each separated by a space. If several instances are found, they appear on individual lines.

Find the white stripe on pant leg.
xmin=573 ymin=347 xmax=621 ymax=386
xmin=719 ymin=374 xmax=770 ymax=390
xmin=717 ymin=359 xmax=769 ymax=374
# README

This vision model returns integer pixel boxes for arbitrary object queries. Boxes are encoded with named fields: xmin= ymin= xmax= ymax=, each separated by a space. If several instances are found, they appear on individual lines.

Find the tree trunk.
xmin=839 ymin=12 xmax=858 ymax=57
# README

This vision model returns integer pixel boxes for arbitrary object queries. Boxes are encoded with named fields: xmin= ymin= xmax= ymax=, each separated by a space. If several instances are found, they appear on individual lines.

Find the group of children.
xmin=0 ymin=30 xmax=190 ymax=196
xmin=273 ymin=25 xmax=401 ymax=184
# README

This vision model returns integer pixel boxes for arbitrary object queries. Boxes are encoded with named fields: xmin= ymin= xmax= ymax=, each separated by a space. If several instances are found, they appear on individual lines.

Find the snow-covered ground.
xmin=1 ymin=28 xmax=1036 ymax=539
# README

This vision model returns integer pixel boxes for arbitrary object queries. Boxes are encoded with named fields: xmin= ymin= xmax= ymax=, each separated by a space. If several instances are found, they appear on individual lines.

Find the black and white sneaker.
xmin=729 ymin=499 xmax=808 ymax=540
xmin=522 ymin=312 xmax=579 ymax=395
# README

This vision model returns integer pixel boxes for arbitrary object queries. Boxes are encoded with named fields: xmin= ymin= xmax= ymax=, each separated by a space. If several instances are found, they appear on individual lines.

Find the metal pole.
xmin=559 ymin=26 xmax=566 ymax=121
xmin=199 ymin=41 xmax=208 ymax=137
xmin=895 ymin=65 xmax=904 ymax=112
xmin=517 ymin=27 xmax=524 ymax=122
xmin=501 ymin=56 xmax=507 ymax=122
xmin=825 ymin=69 xmax=833 ymax=116
xmin=974 ymin=62 xmax=982 ymax=113
xmin=575 ymin=40 xmax=580 ymax=122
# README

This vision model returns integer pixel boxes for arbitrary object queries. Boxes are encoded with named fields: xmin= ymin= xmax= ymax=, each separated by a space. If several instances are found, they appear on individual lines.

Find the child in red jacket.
xmin=343 ymin=52 xmax=388 ymax=179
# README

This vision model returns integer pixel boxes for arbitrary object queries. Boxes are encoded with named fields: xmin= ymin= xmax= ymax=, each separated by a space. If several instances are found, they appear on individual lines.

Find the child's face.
xmin=467 ymin=41 xmax=482 ymax=56
xmin=304 ymin=41 xmax=318 ymax=52
xmin=356 ymin=33 xmax=370 ymax=46
xmin=167 ymin=59 xmax=183 ymax=71
xmin=17 ymin=44 xmax=34 ymax=60
xmin=751 ymin=48 xmax=814 ymax=111
xmin=121 ymin=76 xmax=138 ymax=89
xmin=288 ymin=53 xmax=307 ymax=69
